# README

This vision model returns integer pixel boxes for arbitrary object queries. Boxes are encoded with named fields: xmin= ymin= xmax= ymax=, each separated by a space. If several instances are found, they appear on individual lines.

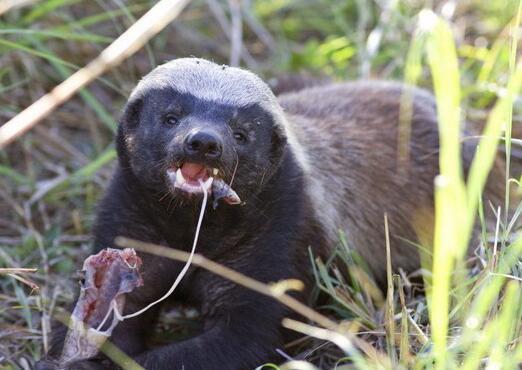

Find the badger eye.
xmin=233 ymin=132 xmax=248 ymax=144
xmin=164 ymin=113 xmax=179 ymax=126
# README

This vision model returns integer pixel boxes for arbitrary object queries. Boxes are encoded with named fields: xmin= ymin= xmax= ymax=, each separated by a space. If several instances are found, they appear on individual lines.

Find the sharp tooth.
xmin=201 ymin=177 xmax=214 ymax=191
xmin=175 ymin=168 xmax=185 ymax=188
xmin=212 ymin=168 xmax=219 ymax=176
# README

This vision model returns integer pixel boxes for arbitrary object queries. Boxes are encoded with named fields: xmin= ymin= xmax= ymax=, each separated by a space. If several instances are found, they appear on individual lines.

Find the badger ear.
xmin=116 ymin=97 xmax=143 ymax=159
xmin=119 ymin=97 xmax=143 ymax=130
xmin=270 ymin=123 xmax=287 ymax=165
xmin=272 ymin=123 xmax=287 ymax=146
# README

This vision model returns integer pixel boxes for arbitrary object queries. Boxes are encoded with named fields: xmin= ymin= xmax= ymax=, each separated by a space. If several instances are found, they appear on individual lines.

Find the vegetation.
xmin=0 ymin=0 xmax=520 ymax=369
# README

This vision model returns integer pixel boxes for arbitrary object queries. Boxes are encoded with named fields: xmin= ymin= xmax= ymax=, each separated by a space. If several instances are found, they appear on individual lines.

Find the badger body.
xmin=38 ymin=58 xmax=502 ymax=370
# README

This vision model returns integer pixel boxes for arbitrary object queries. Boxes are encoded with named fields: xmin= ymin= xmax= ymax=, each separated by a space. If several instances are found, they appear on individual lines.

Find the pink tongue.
xmin=181 ymin=163 xmax=206 ymax=181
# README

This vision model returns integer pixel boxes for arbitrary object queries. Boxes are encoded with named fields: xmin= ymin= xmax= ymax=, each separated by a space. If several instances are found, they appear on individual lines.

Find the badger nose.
xmin=183 ymin=130 xmax=223 ymax=159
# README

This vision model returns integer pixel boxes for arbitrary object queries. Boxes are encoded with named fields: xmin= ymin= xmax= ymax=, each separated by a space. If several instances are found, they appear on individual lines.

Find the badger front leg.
xmin=134 ymin=281 xmax=287 ymax=370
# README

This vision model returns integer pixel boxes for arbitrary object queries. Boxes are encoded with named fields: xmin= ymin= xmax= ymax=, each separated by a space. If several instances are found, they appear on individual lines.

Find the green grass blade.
xmin=0 ymin=38 xmax=77 ymax=69
xmin=466 ymin=61 xmax=522 ymax=227
xmin=50 ymin=3 xmax=149 ymax=32
xmin=31 ymin=148 xmax=117 ymax=203
xmin=69 ymin=148 xmax=116 ymax=182
xmin=422 ymin=10 xmax=466 ymax=369
xmin=29 ymin=38 xmax=118 ymax=132
xmin=504 ymin=1 xmax=522 ymax=229
xmin=21 ymin=0 xmax=80 ymax=24
xmin=0 ymin=28 xmax=112 ymax=43
xmin=486 ymin=281 xmax=520 ymax=369
xmin=459 ymin=239 xmax=522 ymax=348
xmin=0 ymin=165 xmax=31 ymax=186
xmin=460 ymin=279 xmax=521 ymax=370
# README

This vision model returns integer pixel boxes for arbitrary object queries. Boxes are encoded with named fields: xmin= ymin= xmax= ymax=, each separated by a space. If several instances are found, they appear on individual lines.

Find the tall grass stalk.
xmin=504 ymin=2 xmax=522 ymax=235
xmin=421 ymin=10 xmax=466 ymax=369
xmin=413 ymin=7 xmax=522 ymax=369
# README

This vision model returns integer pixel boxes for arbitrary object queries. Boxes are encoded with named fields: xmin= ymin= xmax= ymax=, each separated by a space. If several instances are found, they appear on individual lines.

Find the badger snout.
xmin=166 ymin=128 xmax=229 ymax=195
xmin=183 ymin=129 xmax=223 ymax=161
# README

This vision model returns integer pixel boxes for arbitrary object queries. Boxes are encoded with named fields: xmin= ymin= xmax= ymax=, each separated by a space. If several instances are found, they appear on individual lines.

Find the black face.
xmin=117 ymin=87 xmax=287 ymax=204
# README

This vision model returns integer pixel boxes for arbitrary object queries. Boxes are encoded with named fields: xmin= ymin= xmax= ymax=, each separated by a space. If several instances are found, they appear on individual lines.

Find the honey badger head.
xmin=117 ymin=58 xmax=289 ymax=204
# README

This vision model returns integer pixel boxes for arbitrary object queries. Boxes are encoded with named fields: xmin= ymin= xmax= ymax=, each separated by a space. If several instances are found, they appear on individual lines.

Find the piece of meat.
xmin=212 ymin=178 xmax=241 ymax=209
xmin=59 ymin=248 xmax=143 ymax=365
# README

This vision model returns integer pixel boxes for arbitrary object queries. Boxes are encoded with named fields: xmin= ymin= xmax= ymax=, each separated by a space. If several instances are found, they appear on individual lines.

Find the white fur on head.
xmin=132 ymin=58 xmax=274 ymax=109
xmin=130 ymin=57 xmax=311 ymax=174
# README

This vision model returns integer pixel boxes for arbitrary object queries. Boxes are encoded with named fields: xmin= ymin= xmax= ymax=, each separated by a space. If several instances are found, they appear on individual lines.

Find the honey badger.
xmin=38 ymin=58 xmax=502 ymax=369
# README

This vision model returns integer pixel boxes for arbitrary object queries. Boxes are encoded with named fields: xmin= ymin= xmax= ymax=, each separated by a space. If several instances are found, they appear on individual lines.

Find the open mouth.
xmin=166 ymin=162 xmax=242 ymax=207
xmin=167 ymin=162 xmax=218 ymax=194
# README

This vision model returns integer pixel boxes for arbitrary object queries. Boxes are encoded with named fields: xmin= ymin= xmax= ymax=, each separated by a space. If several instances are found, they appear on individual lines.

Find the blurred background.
xmin=0 ymin=0 xmax=520 ymax=368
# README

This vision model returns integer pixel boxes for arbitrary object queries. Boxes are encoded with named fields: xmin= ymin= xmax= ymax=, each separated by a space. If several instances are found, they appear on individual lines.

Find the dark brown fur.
xmin=280 ymin=80 xmax=504 ymax=283
xmin=37 ymin=59 xmax=505 ymax=370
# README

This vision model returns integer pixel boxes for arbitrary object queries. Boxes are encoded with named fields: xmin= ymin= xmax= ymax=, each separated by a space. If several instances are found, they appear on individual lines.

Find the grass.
xmin=0 ymin=0 xmax=521 ymax=369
